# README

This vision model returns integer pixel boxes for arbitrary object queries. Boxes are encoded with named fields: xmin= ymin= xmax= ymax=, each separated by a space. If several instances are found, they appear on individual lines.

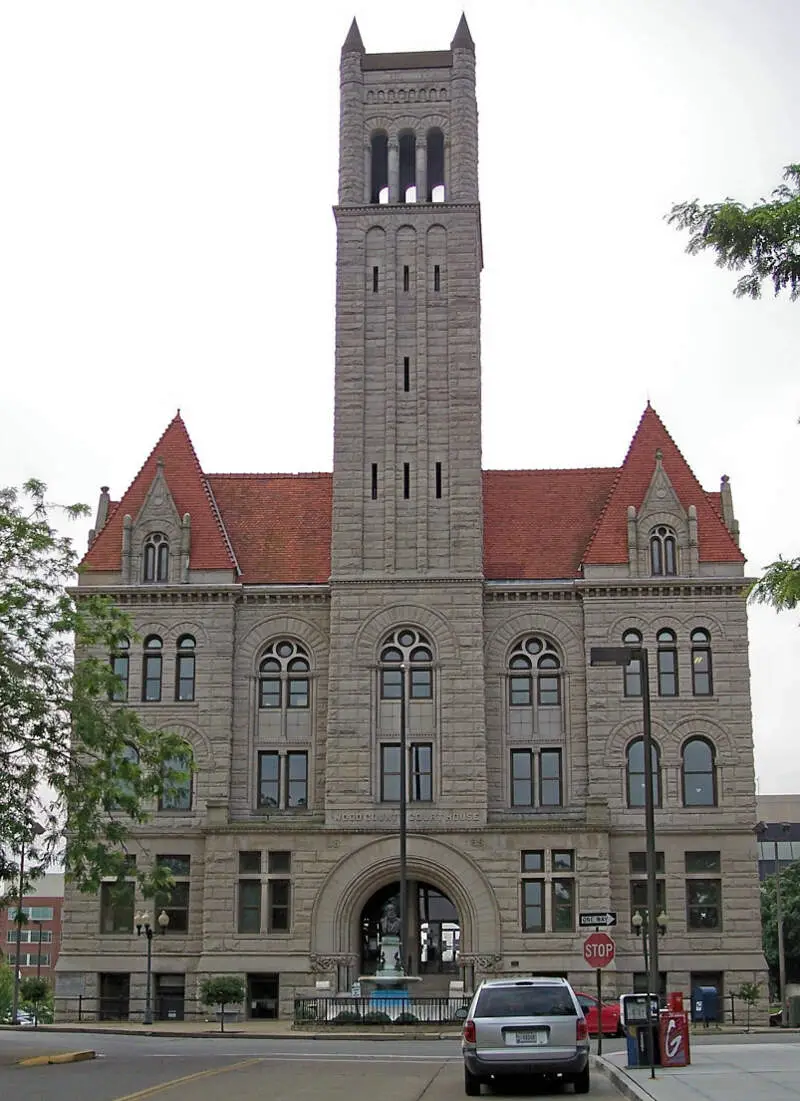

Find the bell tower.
xmin=331 ymin=14 xmax=483 ymax=580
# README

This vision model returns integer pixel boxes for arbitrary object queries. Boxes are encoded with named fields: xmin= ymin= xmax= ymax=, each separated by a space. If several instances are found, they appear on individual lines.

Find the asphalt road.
xmin=0 ymin=1033 xmax=626 ymax=1101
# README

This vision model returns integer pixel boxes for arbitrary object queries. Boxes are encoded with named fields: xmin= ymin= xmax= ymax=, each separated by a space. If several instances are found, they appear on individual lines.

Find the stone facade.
xmin=57 ymin=17 xmax=766 ymax=1023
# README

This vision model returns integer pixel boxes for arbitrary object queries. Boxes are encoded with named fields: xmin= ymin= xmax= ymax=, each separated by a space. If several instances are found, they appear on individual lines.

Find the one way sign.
xmin=579 ymin=911 xmax=617 ymax=928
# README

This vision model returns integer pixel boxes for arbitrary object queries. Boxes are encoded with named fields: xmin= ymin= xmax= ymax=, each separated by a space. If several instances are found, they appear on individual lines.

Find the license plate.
xmin=512 ymin=1029 xmax=547 ymax=1045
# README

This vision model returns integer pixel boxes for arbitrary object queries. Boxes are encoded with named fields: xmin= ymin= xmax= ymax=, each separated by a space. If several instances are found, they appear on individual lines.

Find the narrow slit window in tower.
xmin=403 ymin=463 xmax=410 ymax=499
xmin=403 ymin=265 xmax=410 ymax=292
xmin=399 ymin=131 xmax=416 ymax=203
xmin=434 ymin=265 xmax=441 ymax=292
xmin=371 ymin=463 xmax=378 ymax=500
xmin=426 ymin=128 xmax=445 ymax=202
xmin=435 ymin=462 xmax=442 ymax=499
xmin=403 ymin=357 xmax=410 ymax=392
xmin=370 ymin=132 xmax=389 ymax=204
xmin=372 ymin=266 xmax=379 ymax=293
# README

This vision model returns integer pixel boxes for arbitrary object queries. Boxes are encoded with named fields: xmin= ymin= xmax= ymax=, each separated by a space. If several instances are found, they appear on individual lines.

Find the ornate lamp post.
xmin=136 ymin=910 xmax=170 ymax=1024
xmin=632 ymin=909 xmax=668 ymax=975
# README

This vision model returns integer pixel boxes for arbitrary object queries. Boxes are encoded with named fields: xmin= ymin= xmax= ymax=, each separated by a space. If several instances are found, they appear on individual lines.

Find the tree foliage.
xmin=0 ymin=480 xmax=185 ymax=893
xmin=667 ymin=164 xmax=800 ymax=300
xmin=736 ymin=981 xmax=761 ymax=1032
xmin=749 ymin=556 xmax=800 ymax=614
xmin=0 ymin=960 xmax=13 ymax=1020
xmin=199 ymin=976 xmax=246 ymax=1032
xmin=761 ymin=864 xmax=800 ymax=984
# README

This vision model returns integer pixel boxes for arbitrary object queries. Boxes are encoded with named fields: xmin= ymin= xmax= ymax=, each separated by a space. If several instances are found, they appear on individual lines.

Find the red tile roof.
xmin=82 ymin=406 xmax=742 ymax=583
xmin=81 ymin=413 xmax=237 ymax=572
xmin=207 ymin=474 xmax=332 ymax=584
xmin=483 ymin=468 xmax=618 ymax=580
xmin=582 ymin=404 xmax=744 ymax=567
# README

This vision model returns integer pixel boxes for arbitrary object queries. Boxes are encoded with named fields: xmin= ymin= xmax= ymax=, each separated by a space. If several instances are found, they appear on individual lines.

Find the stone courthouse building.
xmin=57 ymin=16 xmax=766 ymax=1019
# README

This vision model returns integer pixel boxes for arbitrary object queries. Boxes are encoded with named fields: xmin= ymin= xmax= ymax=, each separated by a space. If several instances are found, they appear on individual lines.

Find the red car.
xmin=575 ymin=991 xmax=623 ymax=1036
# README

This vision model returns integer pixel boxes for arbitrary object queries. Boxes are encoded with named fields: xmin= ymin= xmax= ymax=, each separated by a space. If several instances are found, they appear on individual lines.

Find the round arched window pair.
xmin=258 ymin=640 xmax=310 ymax=709
xmin=507 ymin=637 xmax=561 ymax=707
xmin=379 ymin=629 xmax=433 ymax=700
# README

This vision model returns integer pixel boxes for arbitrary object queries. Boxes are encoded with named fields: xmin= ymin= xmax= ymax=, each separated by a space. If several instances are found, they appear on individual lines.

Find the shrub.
xmin=394 ymin=1011 xmax=419 ymax=1024
xmin=333 ymin=1010 xmax=362 ymax=1024
xmin=362 ymin=1010 xmax=392 ymax=1024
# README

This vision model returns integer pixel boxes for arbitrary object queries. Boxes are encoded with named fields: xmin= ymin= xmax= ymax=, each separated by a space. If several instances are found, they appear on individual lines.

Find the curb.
xmin=15 ymin=1025 xmax=462 ymax=1042
xmin=17 ymin=1050 xmax=97 ymax=1067
xmin=591 ymin=1055 xmax=654 ymax=1101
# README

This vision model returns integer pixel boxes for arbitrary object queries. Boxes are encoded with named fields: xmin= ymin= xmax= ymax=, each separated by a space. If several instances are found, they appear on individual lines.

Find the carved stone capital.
xmin=309 ymin=953 xmax=357 ymax=973
xmin=460 ymin=953 xmax=503 ymax=972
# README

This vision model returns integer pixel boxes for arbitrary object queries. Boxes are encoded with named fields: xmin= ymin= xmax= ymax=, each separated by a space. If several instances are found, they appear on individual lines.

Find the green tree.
xmin=736 ymin=981 xmax=761 ymax=1033
xmin=749 ymin=556 xmax=800 ymax=614
xmin=761 ymin=864 xmax=800 ymax=986
xmin=667 ymin=164 xmax=800 ymax=300
xmin=199 ymin=976 xmax=246 ymax=1033
xmin=0 ymin=959 xmax=14 ymax=1021
xmin=0 ymin=480 xmax=186 ymax=893
xmin=19 ymin=977 xmax=52 ymax=1026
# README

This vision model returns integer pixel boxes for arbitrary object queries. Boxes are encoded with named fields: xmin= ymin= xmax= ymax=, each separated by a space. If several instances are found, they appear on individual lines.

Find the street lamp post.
xmin=11 ymin=820 xmax=44 ymax=1027
xmin=33 ymin=920 xmax=44 ymax=980
xmin=136 ymin=910 xmax=170 ymax=1024
xmin=398 ymin=661 xmax=408 ymax=977
xmin=757 ymin=820 xmax=791 ymax=1025
xmin=590 ymin=645 xmax=659 ymax=1080
xmin=632 ymin=909 xmax=668 ymax=976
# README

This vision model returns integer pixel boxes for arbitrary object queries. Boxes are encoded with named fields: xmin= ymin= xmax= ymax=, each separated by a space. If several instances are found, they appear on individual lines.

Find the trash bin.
xmin=691 ymin=986 xmax=719 ymax=1025
xmin=787 ymin=996 xmax=800 ymax=1028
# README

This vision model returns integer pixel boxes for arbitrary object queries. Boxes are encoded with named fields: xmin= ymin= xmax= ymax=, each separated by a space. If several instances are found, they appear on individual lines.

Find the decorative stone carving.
xmin=460 ymin=953 xmax=502 ymax=972
xmin=309 ymin=953 xmax=357 ymax=973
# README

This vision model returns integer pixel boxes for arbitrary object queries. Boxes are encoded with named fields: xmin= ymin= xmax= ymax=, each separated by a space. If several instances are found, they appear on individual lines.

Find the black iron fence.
xmin=52 ymin=996 xmax=265 ymax=1023
xmin=294 ymin=995 xmax=470 ymax=1026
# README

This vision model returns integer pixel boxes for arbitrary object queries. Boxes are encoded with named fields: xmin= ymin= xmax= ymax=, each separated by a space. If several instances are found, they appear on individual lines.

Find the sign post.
xmin=583 ymin=932 xmax=616 ymax=1057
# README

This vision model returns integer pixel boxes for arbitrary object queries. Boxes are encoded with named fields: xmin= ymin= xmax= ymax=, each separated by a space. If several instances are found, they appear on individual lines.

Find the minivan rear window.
xmin=475 ymin=985 xmax=577 ymax=1018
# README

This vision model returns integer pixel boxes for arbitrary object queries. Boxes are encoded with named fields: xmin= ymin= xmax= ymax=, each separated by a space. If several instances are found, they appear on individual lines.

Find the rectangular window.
xmin=239 ymin=851 xmax=260 ymax=874
xmin=403 ymin=462 xmax=410 ymax=499
xmin=371 ymin=462 xmax=378 ymax=500
xmin=380 ymin=745 xmax=402 ymax=802
xmin=624 ymin=654 xmax=642 ymax=697
xmin=259 ymin=678 xmax=281 ymax=708
xmin=692 ymin=650 xmax=713 ymax=696
xmin=143 ymin=655 xmax=162 ymax=702
xmin=522 ymin=880 xmax=544 ymax=932
xmin=159 ymin=753 xmax=192 ymax=811
xmin=509 ymin=675 xmax=532 ymax=706
xmin=410 ymin=744 xmax=433 ymax=802
xmin=268 ymin=851 xmax=291 ymax=875
xmin=237 ymin=879 xmax=261 ymax=933
xmin=100 ymin=881 xmax=135 ymax=934
xmin=685 ymin=851 xmax=721 ymax=874
xmin=268 ymin=880 xmax=291 ymax=932
xmin=175 ymin=655 xmax=195 ymax=702
xmin=540 ymin=749 xmax=562 ymax=807
xmin=511 ymin=750 xmax=534 ymax=807
xmin=287 ymin=752 xmax=308 ymax=807
xmin=7 ymin=929 xmax=53 ymax=944
xmin=552 ymin=880 xmax=575 ymax=931
xmin=380 ymin=668 xmax=402 ymax=699
xmin=552 ymin=850 xmax=574 ymax=872
xmin=18 ymin=953 xmax=50 ymax=967
xmin=155 ymin=855 xmax=190 ymax=933
xmin=434 ymin=264 xmax=440 ymax=292
xmin=630 ymin=879 xmax=667 ymax=930
xmin=111 ymin=654 xmax=129 ymax=701
xmin=258 ymin=752 xmax=280 ymax=808
xmin=410 ymin=668 xmax=432 ymax=699
xmin=10 ymin=906 xmax=56 ymax=922
xmin=435 ymin=462 xmax=442 ymax=499
xmin=630 ymin=852 xmax=666 ymax=875
xmin=288 ymin=677 xmax=309 ymax=708
xmin=403 ymin=265 xmax=410 ymax=292
xmin=372 ymin=266 xmax=379 ymax=293
xmin=537 ymin=672 xmax=560 ymax=706
xmin=403 ymin=356 xmax=410 ymax=392
xmin=521 ymin=851 xmax=544 ymax=873
xmin=657 ymin=648 xmax=678 ymax=696
xmin=686 ymin=879 xmax=722 ymax=930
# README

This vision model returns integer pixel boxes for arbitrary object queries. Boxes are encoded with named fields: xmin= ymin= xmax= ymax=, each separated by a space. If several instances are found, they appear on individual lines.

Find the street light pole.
xmin=136 ymin=911 xmax=169 ymax=1024
xmin=11 ymin=837 xmax=27 ymax=1027
xmin=399 ymin=661 xmax=408 ymax=977
xmin=35 ymin=921 xmax=43 ymax=980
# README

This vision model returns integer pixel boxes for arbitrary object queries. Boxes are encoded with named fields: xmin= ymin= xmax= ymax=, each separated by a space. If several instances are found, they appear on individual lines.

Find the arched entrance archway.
xmin=359 ymin=881 xmax=460 ymax=977
xmin=311 ymin=836 xmax=501 ymax=991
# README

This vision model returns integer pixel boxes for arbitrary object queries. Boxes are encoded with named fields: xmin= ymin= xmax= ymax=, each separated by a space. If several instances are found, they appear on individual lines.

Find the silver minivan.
xmin=461 ymin=977 xmax=590 ymax=1095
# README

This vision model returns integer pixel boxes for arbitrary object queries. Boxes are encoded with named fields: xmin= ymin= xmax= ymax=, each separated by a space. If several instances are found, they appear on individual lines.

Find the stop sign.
xmin=583 ymin=931 xmax=615 ymax=968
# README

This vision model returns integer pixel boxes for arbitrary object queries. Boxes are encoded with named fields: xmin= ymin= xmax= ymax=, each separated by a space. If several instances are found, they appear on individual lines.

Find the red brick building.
xmin=1 ymin=873 xmax=64 ymax=985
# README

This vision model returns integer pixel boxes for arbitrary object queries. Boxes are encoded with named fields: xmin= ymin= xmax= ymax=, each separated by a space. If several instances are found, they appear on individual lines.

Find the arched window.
xmin=370 ymin=131 xmax=389 ymax=204
xmin=507 ymin=637 xmax=562 ymax=707
xmin=142 ymin=635 xmax=163 ymax=702
xmin=690 ymin=629 xmax=713 ymax=696
xmin=159 ymin=744 xmax=193 ymax=811
xmin=650 ymin=526 xmax=677 ymax=576
xmin=426 ymin=127 xmax=445 ymax=201
xmin=682 ymin=738 xmax=717 ymax=806
xmin=110 ymin=637 xmax=130 ymax=701
xmin=143 ymin=532 xmax=169 ymax=583
xmin=626 ymin=737 xmax=662 ymax=808
xmin=111 ymin=743 xmax=139 ymax=807
xmin=656 ymin=628 xmax=678 ymax=696
xmin=622 ymin=630 xmax=642 ymax=697
xmin=379 ymin=628 xmax=434 ymax=700
xmin=175 ymin=635 xmax=196 ymax=702
xmin=258 ymin=640 xmax=310 ymax=710
xmin=399 ymin=130 xmax=416 ymax=202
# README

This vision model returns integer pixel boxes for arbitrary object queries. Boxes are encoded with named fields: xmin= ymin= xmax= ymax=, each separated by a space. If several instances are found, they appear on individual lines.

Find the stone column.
xmin=364 ymin=143 xmax=372 ymax=204
xmin=415 ymin=139 xmax=427 ymax=203
xmin=388 ymin=139 xmax=399 ymax=203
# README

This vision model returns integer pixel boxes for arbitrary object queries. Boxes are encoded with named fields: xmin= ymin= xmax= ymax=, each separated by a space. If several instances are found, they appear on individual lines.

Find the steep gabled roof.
xmin=582 ymin=403 xmax=744 ymax=566
xmin=81 ymin=413 xmax=237 ymax=572
xmin=207 ymin=473 xmax=332 ymax=584
xmin=484 ymin=468 xmax=618 ymax=580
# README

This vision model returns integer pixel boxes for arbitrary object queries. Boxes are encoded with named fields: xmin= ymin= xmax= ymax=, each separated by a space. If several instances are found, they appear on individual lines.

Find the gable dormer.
xmin=120 ymin=457 xmax=185 ymax=585
xmin=626 ymin=449 xmax=699 ymax=578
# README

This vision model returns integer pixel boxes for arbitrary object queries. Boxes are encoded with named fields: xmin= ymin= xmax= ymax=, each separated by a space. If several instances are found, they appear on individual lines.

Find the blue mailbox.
xmin=691 ymin=986 xmax=719 ymax=1025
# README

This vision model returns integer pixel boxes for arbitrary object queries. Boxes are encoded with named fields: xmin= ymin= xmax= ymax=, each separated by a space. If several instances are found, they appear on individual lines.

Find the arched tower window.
xmin=426 ymin=127 xmax=445 ymax=201
xmin=656 ymin=628 xmax=678 ymax=696
xmin=110 ymin=637 xmax=130 ymax=701
xmin=399 ymin=131 xmax=416 ymax=202
xmin=159 ymin=743 xmax=193 ymax=811
xmin=507 ymin=637 xmax=562 ymax=708
xmin=370 ymin=131 xmax=389 ymax=204
xmin=681 ymin=737 xmax=717 ymax=806
xmin=690 ymin=629 xmax=713 ymax=696
xmin=175 ymin=635 xmax=196 ymax=702
xmin=379 ymin=628 xmax=434 ymax=700
xmin=626 ymin=737 xmax=662 ymax=808
xmin=650 ymin=525 xmax=677 ymax=576
xmin=258 ymin=640 xmax=310 ymax=710
xmin=143 ymin=532 xmax=169 ymax=583
xmin=142 ymin=635 xmax=163 ymax=702
xmin=622 ymin=629 xmax=643 ymax=697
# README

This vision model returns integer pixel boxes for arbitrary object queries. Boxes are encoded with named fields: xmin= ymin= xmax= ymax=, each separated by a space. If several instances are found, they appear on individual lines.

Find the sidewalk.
xmin=594 ymin=1041 xmax=800 ymax=1101
xmin=0 ymin=1019 xmax=462 ymax=1041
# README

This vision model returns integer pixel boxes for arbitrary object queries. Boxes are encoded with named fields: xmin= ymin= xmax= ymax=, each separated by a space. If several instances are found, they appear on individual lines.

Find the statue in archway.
xmin=380 ymin=898 xmax=401 ymax=937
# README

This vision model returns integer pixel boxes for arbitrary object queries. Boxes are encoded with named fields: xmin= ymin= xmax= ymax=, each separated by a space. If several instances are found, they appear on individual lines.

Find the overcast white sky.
xmin=1 ymin=1 xmax=797 ymax=793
